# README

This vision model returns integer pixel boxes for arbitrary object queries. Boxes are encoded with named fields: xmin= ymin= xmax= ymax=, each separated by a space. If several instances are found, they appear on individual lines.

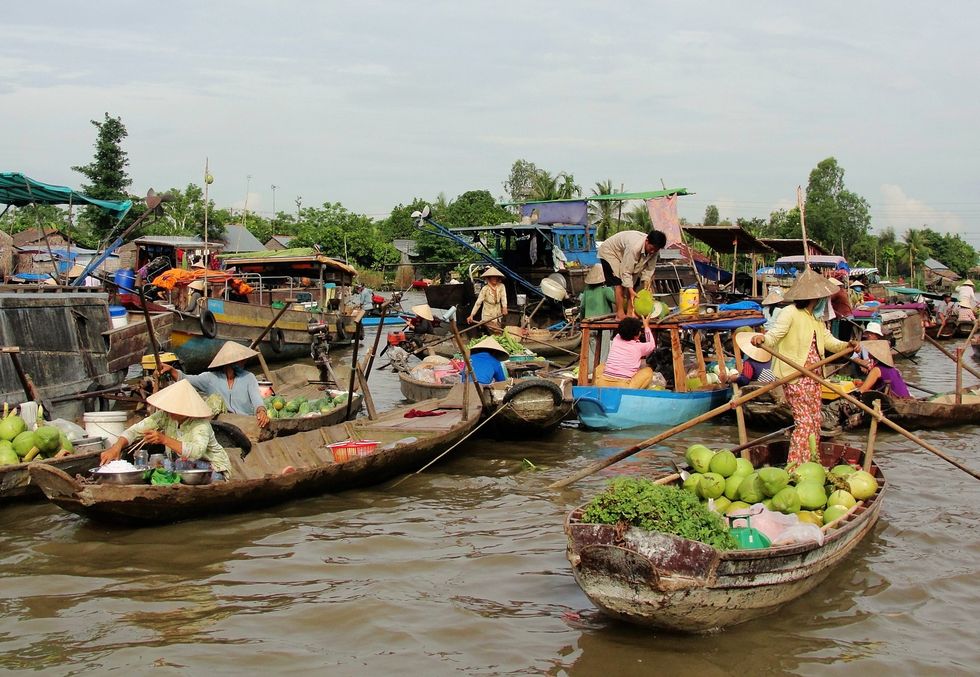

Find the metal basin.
xmin=178 ymin=469 xmax=212 ymax=486
xmin=89 ymin=468 xmax=147 ymax=485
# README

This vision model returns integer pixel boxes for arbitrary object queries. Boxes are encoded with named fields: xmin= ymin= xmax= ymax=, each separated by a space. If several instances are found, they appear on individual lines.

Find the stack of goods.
xmin=409 ymin=356 xmax=461 ymax=384
xmin=263 ymin=394 xmax=348 ymax=419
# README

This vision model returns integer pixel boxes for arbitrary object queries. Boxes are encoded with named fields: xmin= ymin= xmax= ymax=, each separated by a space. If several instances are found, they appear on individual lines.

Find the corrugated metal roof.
xmin=220 ymin=224 xmax=265 ymax=252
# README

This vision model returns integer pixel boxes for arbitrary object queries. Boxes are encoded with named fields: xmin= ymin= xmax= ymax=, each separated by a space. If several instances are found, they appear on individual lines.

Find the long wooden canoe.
xmin=215 ymin=364 xmax=363 ymax=443
xmin=398 ymin=371 xmax=573 ymax=436
xmin=874 ymin=388 xmax=980 ymax=429
xmin=29 ymin=385 xmax=483 ymax=525
xmin=565 ymin=440 xmax=883 ymax=632
xmin=0 ymin=447 xmax=102 ymax=503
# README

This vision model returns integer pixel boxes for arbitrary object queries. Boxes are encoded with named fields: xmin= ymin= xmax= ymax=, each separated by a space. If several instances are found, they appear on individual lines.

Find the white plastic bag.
xmin=47 ymin=418 xmax=88 ymax=441
xmin=771 ymin=523 xmax=825 ymax=547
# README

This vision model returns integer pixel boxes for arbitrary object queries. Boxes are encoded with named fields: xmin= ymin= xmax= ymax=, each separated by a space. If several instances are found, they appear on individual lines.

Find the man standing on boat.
xmin=597 ymin=230 xmax=667 ymax=319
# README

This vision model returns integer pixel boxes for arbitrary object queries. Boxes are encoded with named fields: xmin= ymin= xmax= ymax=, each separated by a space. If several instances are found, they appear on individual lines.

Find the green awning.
xmin=0 ymin=172 xmax=132 ymax=220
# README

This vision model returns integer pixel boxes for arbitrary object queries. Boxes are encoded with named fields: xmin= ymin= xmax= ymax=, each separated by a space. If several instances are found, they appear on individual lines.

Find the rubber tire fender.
xmin=502 ymin=378 xmax=564 ymax=407
xmin=199 ymin=309 xmax=218 ymax=339
xmin=269 ymin=327 xmax=285 ymax=353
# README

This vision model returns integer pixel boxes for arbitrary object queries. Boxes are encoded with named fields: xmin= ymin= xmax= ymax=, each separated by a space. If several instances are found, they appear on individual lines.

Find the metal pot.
xmin=89 ymin=468 xmax=147 ymax=485
xmin=178 ymin=469 xmax=212 ymax=486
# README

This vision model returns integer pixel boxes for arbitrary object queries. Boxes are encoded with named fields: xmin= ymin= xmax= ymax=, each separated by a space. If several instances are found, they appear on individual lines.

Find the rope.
xmin=389 ymin=401 xmax=513 ymax=488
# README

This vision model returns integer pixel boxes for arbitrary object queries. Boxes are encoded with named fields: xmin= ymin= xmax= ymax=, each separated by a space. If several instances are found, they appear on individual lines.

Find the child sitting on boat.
xmin=594 ymin=316 xmax=656 ymax=389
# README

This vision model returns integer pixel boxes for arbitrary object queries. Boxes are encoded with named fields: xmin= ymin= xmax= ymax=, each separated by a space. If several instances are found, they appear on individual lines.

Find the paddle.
xmin=138 ymin=285 xmax=164 ymax=392
xmin=925 ymin=334 xmax=980 ymax=381
xmin=344 ymin=320 xmax=363 ymax=421
xmin=548 ymin=347 xmax=855 ymax=490
xmin=760 ymin=345 xmax=980 ymax=481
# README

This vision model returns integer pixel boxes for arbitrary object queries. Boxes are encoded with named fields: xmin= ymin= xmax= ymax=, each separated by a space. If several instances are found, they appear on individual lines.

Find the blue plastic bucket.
xmin=114 ymin=268 xmax=136 ymax=293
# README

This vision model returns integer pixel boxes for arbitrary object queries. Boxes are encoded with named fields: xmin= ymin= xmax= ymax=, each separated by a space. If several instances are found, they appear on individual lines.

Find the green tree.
xmin=379 ymin=198 xmax=431 ymax=241
xmin=626 ymin=204 xmax=652 ymax=229
xmin=291 ymin=202 xmax=398 ymax=269
xmin=898 ymin=228 xmax=932 ymax=286
xmin=141 ymin=183 xmax=227 ymax=240
xmin=442 ymin=190 xmax=511 ymax=229
xmin=0 ymin=204 xmax=69 ymax=235
xmin=920 ymin=228 xmax=978 ymax=276
xmin=590 ymin=180 xmax=622 ymax=240
xmin=503 ymin=159 xmax=539 ymax=204
xmin=704 ymin=204 xmax=720 ymax=226
xmin=803 ymin=157 xmax=871 ymax=255
xmin=71 ymin=113 xmax=132 ymax=243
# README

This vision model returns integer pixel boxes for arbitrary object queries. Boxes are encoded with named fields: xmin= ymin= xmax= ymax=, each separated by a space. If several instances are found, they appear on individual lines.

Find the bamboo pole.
xmin=732 ymin=383 xmax=748 ymax=447
xmin=760 ymin=345 xmax=980 ymax=481
xmin=548 ymin=347 xmax=854 ymax=489
xmin=344 ymin=321 xmax=363 ymax=421
xmin=863 ymin=399 xmax=881 ymax=473
xmin=450 ymin=319 xmax=489 ymax=412
xmin=955 ymin=347 xmax=964 ymax=405
xmin=925 ymin=334 xmax=980 ymax=381
xmin=362 ymin=302 xmax=390 ymax=379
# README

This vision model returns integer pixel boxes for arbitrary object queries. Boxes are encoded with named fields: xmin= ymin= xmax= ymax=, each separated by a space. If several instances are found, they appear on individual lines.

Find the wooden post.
xmin=671 ymin=327 xmax=686 ymax=392
xmin=450 ymin=319 xmax=489 ymax=411
xmin=712 ymin=331 xmax=726 ymax=371
xmin=344 ymin=321 xmax=362 ymax=421
xmin=578 ymin=325 xmax=591 ymax=386
xmin=863 ymin=399 xmax=881 ymax=473
xmin=693 ymin=331 xmax=707 ymax=386
xmin=732 ymin=333 xmax=744 ymax=372
xmin=732 ymin=383 xmax=749 ymax=448
xmin=751 ymin=254 xmax=758 ymax=297
xmin=591 ymin=327 xmax=603 ymax=383
xmin=138 ymin=285 xmax=163 ymax=392
xmin=362 ymin=302 xmax=389 ymax=379
xmin=956 ymin=347 xmax=964 ymax=405
xmin=355 ymin=366 xmax=377 ymax=419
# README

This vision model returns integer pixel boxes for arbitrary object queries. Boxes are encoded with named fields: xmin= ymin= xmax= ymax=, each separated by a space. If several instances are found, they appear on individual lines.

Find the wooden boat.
xmin=872 ymin=388 xmax=980 ymax=429
xmin=925 ymin=317 xmax=957 ymax=340
xmin=851 ymin=308 xmax=925 ymax=357
xmin=573 ymin=385 xmax=731 ymax=430
xmin=361 ymin=314 xmax=406 ymax=327
xmin=973 ymin=336 xmax=980 ymax=362
xmin=29 ymin=385 xmax=483 ymax=525
xmin=432 ymin=326 xmax=582 ymax=360
xmin=954 ymin=319 xmax=976 ymax=338
xmin=564 ymin=439 xmax=884 ymax=632
xmin=215 ymin=363 xmax=364 ymax=443
xmin=105 ymin=309 xmax=173 ymax=374
xmin=397 ymin=371 xmax=573 ymax=436
xmin=0 ymin=445 xmax=103 ymax=503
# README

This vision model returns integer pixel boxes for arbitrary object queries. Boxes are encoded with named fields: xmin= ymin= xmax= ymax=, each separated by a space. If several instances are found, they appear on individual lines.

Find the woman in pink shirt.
xmin=594 ymin=316 xmax=656 ymax=389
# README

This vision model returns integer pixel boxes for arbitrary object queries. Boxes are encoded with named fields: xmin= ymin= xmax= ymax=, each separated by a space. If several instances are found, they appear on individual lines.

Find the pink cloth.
xmin=604 ymin=328 xmax=657 ymax=379
xmin=646 ymin=196 xmax=682 ymax=246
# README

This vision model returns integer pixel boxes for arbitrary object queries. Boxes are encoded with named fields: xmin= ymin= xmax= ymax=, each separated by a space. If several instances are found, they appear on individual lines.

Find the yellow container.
xmin=821 ymin=380 xmax=856 ymax=401
xmin=679 ymin=287 xmax=700 ymax=315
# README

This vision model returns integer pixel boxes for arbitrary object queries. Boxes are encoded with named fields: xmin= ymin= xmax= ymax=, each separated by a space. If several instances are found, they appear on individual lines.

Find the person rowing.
xmin=157 ymin=341 xmax=270 ymax=428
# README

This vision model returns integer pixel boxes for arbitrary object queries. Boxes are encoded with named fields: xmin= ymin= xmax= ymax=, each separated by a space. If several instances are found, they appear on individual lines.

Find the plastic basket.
xmin=328 ymin=439 xmax=379 ymax=463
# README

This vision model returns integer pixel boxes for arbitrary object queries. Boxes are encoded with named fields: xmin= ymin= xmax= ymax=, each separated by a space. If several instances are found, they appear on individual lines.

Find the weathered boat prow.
xmin=565 ymin=440 xmax=884 ymax=633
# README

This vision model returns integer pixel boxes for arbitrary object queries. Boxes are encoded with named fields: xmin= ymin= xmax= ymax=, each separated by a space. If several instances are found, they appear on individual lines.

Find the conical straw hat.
xmin=469 ymin=336 xmax=509 ymax=358
xmin=481 ymin=266 xmax=505 ymax=279
xmin=208 ymin=341 xmax=259 ymax=369
xmin=411 ymin=304 xmax=434 ymax=321
xmin=828 ymin=277 xmax=844 ymax=287
xmin=861 ymin=339 xmax=894 ymax=367
xmin=584 ymin=264 xmax=605 ymax=285
xmin=782 ymin=268 xmax=839 ymax=302
xmin=963 ymin=279 xmax=975 ymax=287
xmin=147 ymin=379 xmax=214 ymax=418
xmin=761 ymin=289 xmax=784 ymax=306
xmin=735 ymin=331 xmax=769 ymax=362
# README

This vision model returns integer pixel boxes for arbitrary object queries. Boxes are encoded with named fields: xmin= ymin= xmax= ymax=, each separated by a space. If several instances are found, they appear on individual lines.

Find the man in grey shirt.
xmin=598 ymin=230 xmax=667 ymax=319
xmin=159 ymin=342 xmax=270 ymax=428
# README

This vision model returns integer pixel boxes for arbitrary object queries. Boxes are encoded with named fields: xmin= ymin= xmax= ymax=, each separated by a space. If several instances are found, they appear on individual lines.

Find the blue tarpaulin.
xmin=694 ymin=259 xmax=732 ymax=283
xmin=681 ymin=317 xmax=766 ymax=331
xmin=719 ymin=301 xmax=763 ymax=312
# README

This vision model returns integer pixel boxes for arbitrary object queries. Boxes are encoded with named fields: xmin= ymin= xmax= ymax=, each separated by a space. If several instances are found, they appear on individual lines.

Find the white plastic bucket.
xmin=109 ymin=305 xmax=128 ymax=329
xmin=83 ymin=411 xmax=129 ymax=446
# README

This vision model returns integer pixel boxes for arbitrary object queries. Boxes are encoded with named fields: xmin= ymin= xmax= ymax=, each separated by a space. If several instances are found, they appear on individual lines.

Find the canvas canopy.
xmin=0 ymin=172 xmax=132 ymax=219
xmin=683 ymin=225 xmax=773 ymax=254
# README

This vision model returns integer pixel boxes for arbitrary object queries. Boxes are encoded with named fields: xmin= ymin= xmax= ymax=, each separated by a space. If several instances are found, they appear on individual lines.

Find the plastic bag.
xmin=728 ymin=504 xmax=798 ymax=542
xmin=771 ymin=523 xmax=824 ymax=547
xmin=47 ymin=418 xmax=88 ymax=442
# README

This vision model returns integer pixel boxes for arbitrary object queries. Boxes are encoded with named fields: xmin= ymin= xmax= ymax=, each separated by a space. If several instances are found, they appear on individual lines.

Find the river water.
xmin=1 ymin=318 xmax=978 ymax=675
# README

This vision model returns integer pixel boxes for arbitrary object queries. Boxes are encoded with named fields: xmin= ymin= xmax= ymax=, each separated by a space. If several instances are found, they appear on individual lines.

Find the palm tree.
xmin=880 ymin=244 xmax=896 ymax=279
xmin=556 ymin=172 xmax=581 ymax=199
xmin=898 ymin=228 xmax=932 ymax=286
xmin=590 ymin=179 xmax=621 ymax=240
xmin=530 ymin=171 xmax=559 ymax=201
xmin=626 ymin=204 xmax=652 ymax=229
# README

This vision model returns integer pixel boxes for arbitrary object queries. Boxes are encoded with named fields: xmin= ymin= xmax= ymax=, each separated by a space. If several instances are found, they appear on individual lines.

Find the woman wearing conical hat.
xmin=857 ymin=340 xmax=911 ymax=398
xmin=99 ymin=379 xmax=232 ymax=480
xmin=467 ymin=266 xmax=508 ymax=329
xmin=465 ymin=336 xmax=510 ymax=385
xmin=158 ymin=341 xmax=270 ymax=428
xmin=751 ymin=269 xmax=857 ymax=465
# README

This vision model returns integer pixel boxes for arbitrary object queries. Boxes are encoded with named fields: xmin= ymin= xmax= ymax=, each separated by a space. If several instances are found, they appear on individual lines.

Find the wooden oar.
xmin=138 ymin=285 xmax=164 ymax=392
xmin=904 ymin=381 xmax=939 ymax=396
xmin=548 ymin=347 xmax=854 ymax=489
xmin=760 ymin=345 xmax=980 ymax=481
xmin=344 ymin=320 xmax=363 ymax=421
xmin=362 ymin=301 xmax=390 ymax=379
xmin=925 ymin=334 xmax=980 ymax=381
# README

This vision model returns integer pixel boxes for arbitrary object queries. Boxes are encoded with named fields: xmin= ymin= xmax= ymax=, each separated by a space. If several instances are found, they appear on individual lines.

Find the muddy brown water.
xmin=1 ymin=321 xmax=978 ymax=675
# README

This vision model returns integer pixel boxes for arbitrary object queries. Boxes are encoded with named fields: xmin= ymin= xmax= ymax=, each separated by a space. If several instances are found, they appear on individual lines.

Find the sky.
xmin=2 ymin=1 xmax=979 ymax=249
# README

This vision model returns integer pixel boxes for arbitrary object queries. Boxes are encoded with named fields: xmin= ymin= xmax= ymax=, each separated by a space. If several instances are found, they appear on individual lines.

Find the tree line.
xmin=2 ymin=114 xmax=976 ymax=284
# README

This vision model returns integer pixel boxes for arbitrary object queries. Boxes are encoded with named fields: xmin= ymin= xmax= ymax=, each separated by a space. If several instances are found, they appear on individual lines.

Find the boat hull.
xmin=0 ymin=449 xmax=103 ymax=502
xmin=30 ymin=388 xmax=483 ymax=525
xmin=573 ymin=385 xmax=732 ymax=430
xmin=565 ymin=440 xmax=883 ymax=632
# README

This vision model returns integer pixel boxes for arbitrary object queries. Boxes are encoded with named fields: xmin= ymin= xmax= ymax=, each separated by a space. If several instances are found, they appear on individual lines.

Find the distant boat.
xmin=573 ymin=385 xmax=732 ymax=430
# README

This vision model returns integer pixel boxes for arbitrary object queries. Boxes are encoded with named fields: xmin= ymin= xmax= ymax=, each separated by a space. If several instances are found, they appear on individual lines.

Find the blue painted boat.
xmin=362 ymin=315 xmax=407 ymax=327
xmin=572 ymin=385 xmax=732 ymax=430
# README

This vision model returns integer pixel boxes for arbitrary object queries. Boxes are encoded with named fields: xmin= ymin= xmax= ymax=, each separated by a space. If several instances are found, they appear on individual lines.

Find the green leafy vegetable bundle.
xmin=582 ymin=477 xmax=737 ymax=550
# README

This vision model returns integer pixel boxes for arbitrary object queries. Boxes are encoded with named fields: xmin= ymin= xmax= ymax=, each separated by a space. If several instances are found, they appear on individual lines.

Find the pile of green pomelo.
xmin=264 ymin=393 xmax=348 ymax=420
xmin=682 ymin=444 xmax=879 ymax=527
xmin=0 ymin=409 xmax=73 ymax=466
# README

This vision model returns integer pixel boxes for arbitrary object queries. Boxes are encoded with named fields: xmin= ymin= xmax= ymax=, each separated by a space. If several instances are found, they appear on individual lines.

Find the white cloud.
xmin=877 ymin=184 xmax=966 ymax=235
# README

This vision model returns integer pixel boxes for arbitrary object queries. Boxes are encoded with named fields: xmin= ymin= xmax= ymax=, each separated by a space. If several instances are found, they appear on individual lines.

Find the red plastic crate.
xmin=327 ymin=439 xmax=379 ymax=463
